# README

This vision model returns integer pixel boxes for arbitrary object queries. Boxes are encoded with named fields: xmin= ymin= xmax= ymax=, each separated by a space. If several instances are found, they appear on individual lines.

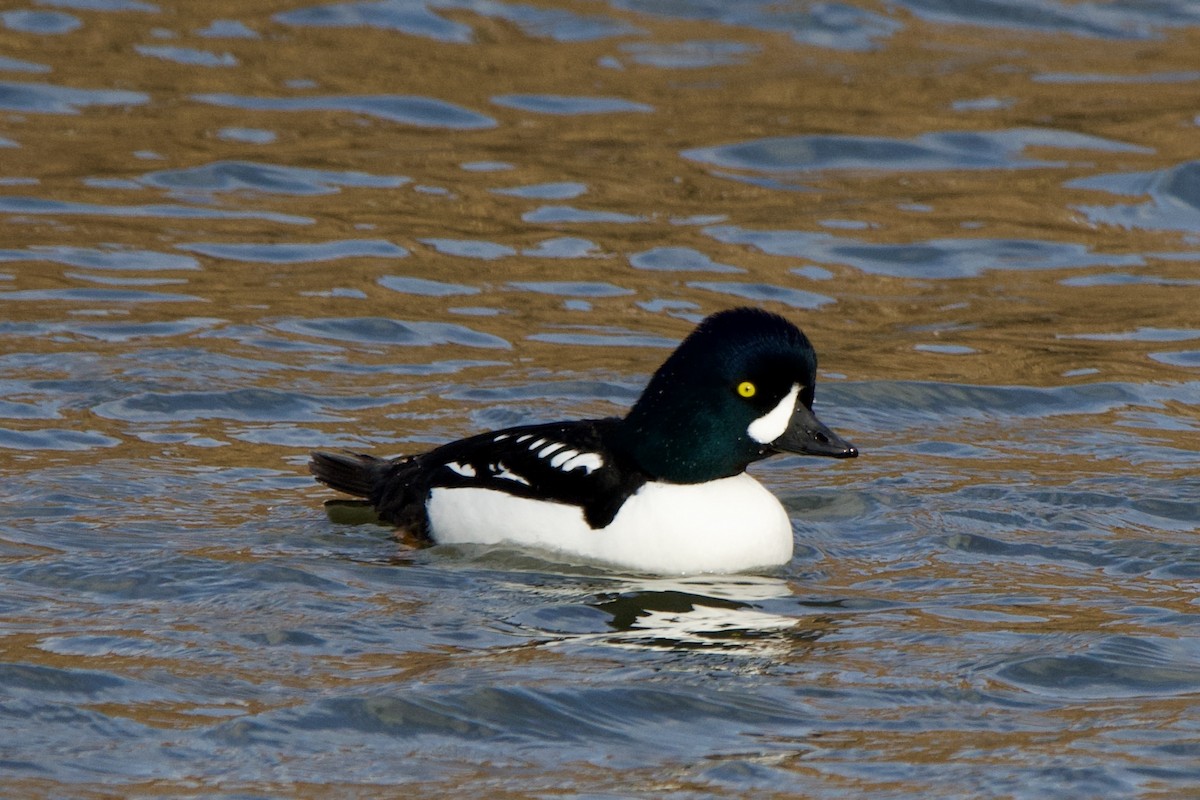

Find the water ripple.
xmin=194 ymin=92 xmax=497 ymax=129
xmin=216 ymin=127 xmax=276 ymax=144
xmin=1151 ymin=350 xmax=1200 ymax=368
xmin=605 ymin=0 xmax=901 ymax=51
xmin=0 ymin=427 xmax=121 ymax=450
xmin=273 ymin=317 xmax=511 ymax=349
xmin=418 ymin=238 xmax=516 ymax=260
xmin=141 ymin=160 xmax=409 ymax=196
xmin=378 ymin=275 xmax=478 ymax=296
xmin=1 ymin=10 xmax=81 ymax=35
xmin=493 ymin=94 xmax=653 ymax=115
xmin=44 ymin=0 xmax=159 ymax=11
xmin=521 ymin=237 xmax=601 ymax=258
xmin=0 ymin=195 xmax=311 ymax=224
xmin=832 ymin=379 xmax=1200 ymax=429
xmin=0 ymin=246 xmax=199 ymax=270
xmin=0 ymin=663 xmax=125 ymax=695
xmin=2 ymin=0 xmax=1200 ymax=795
xmin=893 ymin=0 xmax=1200 ymax=39
xmin=619 ymin=40 xmax=758 ymax=69
xmin=278 ymin=0 xmax=470 ymax=42
xmin=491 ymin=182 xmax=587 ymax=200
xmin=92 ymin=388 xmax=344 ymax=423
xmin=272 ymin=682 xmax=803 ymax=755
xmin=0 ymin=80 xmax=147 ymax=113
xmin=509 ymin=281 xmax=632 ymax=297
xmin=0 ymin=318 xmax=221 ymax=343
xmin=445 ymin=378 xmax=638 ymax=405
xmin=688 ymin=281 xmax=835 ymax=309
xmin=134 ymin=45 xmax=237 ymax=67
xmin=9 ymin=553 xmax=341 ymax=600
xmin=180 ymin=240 xmax=408 ymax=263
xmin=684 ymin=128 xmax=1151 ymax=183
xmin=997 ymin=636 xmax=1200 ymax=698
xmin=1036 ymin=70 xmax=1200 ymax=84
xmin=705 ymin=224 xmax=1141 ymax=278
xmin=629 ymin=246 xmax=742 ymax=273
xmin=474 ymin=1 xmax=639 ymax=41
xmin=278 ymin=0 xmax=638 ymax=43
xmin=1070 ymin=160 xmax=1200 ymax=232
xmin=527 ymin=329 xmax=678 ymax=348
xmin=0 ymin=287 xmax=200 ymax=303
xmin=521 ymin=205 xmax=643 ymax=224
xmin=0 ymin=55 xmax=51 ymax=74
xmin=197 ymin=19 xmax=259 ymax=39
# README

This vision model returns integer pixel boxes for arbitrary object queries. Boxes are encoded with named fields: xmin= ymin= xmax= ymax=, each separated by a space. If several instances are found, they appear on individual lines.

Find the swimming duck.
xmin=310 ymin=307 xmax=857 ymax=574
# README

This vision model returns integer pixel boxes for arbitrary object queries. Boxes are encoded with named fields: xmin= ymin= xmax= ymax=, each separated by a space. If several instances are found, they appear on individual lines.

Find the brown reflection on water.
xmin=1 ymin=6 xmax=1198 ymax=793
xmin=0 ymin=2 xmax=1196 ymax=473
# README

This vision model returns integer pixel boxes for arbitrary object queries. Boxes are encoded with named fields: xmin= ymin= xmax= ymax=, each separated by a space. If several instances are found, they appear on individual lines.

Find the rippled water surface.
xmin=2 ymin=1 xmax=1199 ymax=796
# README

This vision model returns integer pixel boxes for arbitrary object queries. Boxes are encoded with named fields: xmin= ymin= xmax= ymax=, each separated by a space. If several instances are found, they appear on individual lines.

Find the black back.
xmin=370 ymin=418 xmax=649 ymax=532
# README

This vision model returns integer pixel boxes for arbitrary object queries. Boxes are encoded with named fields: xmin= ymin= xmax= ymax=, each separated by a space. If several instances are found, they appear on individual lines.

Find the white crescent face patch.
xmin=747 ymin=383 xmax=800 ymax=445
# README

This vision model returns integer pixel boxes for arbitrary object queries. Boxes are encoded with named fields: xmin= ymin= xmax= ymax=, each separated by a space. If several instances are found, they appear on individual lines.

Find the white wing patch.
xmin=549 ymin=448 xmax=579 ymax=468
xmin=496 ymin=434 xmax=608 ymax=475
xmin=444 ymin=432 xmax=604 ymax=487
xmin=446 ymin=461 xmax=476 ymax=478
xmin=443 ymin=431 xmax=609 ymax=493
xmin=493 ymin=462 xmax=530 ymax=486
xmin=520 ymin=439 xmax=605 ymax=474
xmin=538 ymin=442 xmax=565 ymax=458
xmin=559 ymin=451 xmax=603 ymax=474
xmin=748 ymin=383 xmax=801 ymax=444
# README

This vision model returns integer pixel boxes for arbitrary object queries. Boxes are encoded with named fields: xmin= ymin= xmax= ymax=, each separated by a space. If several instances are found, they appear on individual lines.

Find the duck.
xmin=310 ymin=307 xmax=857 ymax=575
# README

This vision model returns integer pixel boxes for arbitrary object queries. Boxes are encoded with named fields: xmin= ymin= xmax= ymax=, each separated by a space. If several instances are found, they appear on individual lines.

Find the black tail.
xmin=309 ymin=451 xmax=389 ymax=498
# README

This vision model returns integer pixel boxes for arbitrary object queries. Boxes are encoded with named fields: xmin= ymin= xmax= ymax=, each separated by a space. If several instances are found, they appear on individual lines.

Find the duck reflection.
xmin=323 ymin=504 xmax=841 ymax=656
xmin=575 ymin=575 xmax=838 ymax=656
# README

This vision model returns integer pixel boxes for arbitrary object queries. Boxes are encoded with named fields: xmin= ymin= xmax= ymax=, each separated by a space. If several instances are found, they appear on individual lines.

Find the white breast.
xmin=424 ymin=473 xmax=793 ymax=575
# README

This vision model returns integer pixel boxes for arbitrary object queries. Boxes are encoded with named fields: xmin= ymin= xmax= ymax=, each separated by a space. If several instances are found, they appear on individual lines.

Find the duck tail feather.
xmin=308 ymin=450 xmax=388 ymax=498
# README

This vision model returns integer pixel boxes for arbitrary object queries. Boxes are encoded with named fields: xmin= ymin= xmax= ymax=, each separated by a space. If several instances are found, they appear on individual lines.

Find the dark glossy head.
xmin=619 ymin=307 xmax=857 ymax=483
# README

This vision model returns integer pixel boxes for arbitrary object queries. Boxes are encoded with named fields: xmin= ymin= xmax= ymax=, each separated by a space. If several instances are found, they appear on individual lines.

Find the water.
xmin=2 ymin=1 xmax=1199 ymax=796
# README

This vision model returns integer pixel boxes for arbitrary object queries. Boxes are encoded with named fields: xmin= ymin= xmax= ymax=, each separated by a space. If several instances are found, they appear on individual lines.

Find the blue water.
xmin=2 ymin=1 xmax=1199 ymax=796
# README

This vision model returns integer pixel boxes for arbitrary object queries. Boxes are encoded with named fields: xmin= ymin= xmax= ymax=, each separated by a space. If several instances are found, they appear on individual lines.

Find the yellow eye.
xmin=737 ymin=381 xmax=756 ymax=398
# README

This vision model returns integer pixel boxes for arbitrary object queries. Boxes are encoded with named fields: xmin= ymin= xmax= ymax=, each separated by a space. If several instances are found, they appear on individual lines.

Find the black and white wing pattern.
xmin=412 ymin=417 xmax=648 ymax=529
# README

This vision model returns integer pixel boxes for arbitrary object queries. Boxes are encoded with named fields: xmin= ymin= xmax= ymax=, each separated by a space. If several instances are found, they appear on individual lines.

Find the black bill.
xmin=773 ymin=403 xmax=858 ymax=458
